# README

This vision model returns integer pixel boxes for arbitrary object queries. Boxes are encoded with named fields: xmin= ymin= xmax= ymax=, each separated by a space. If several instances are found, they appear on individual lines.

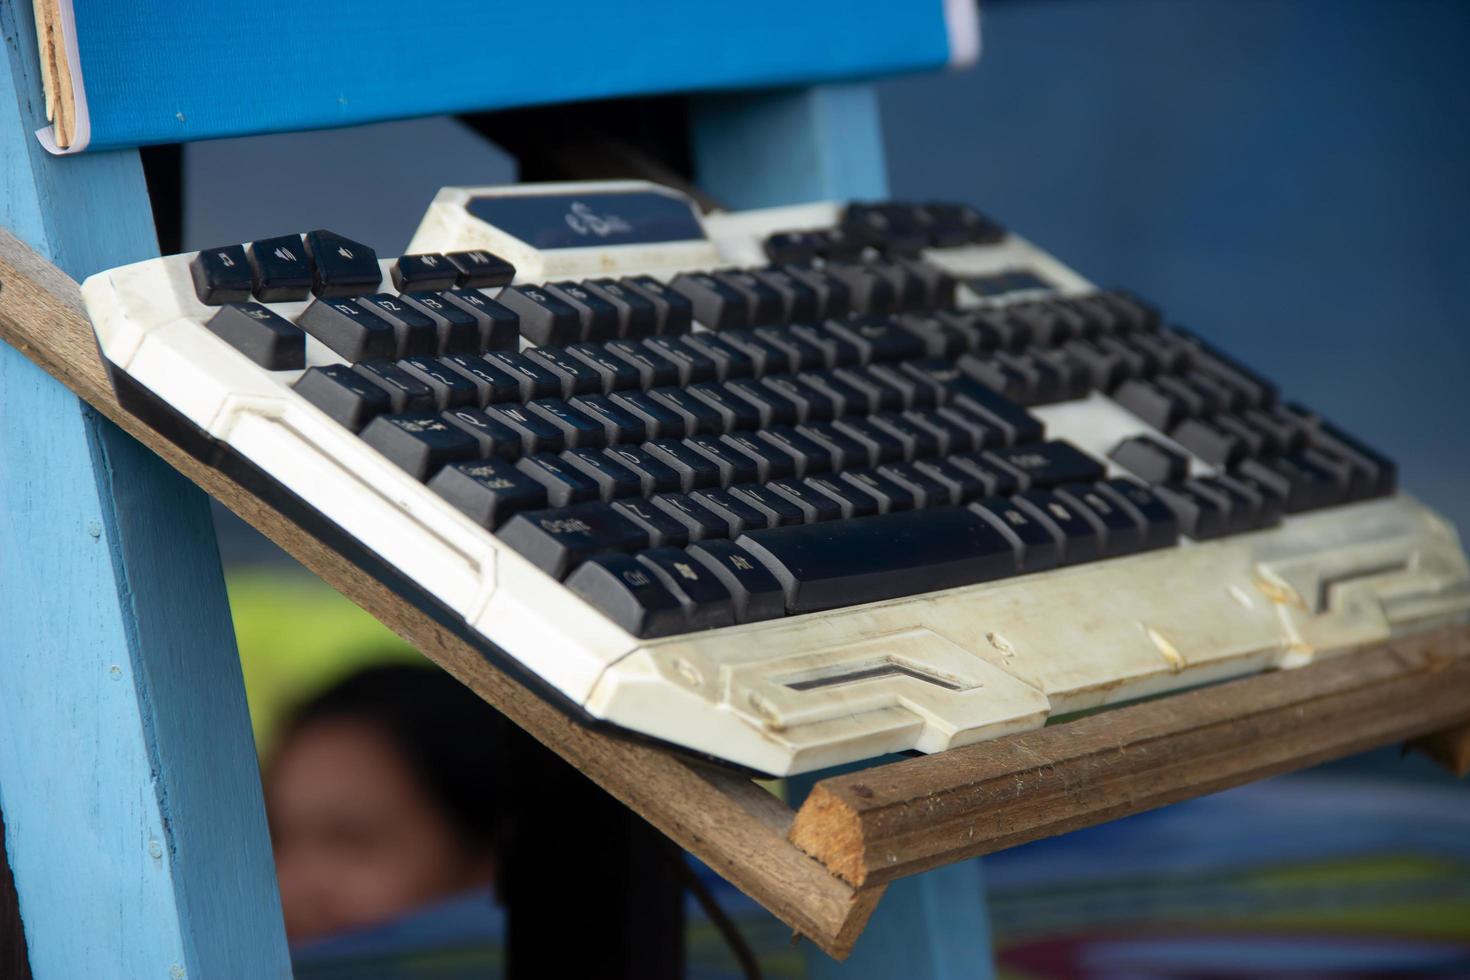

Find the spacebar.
xmin=735 ymin=506 xmax=1017 ymax=614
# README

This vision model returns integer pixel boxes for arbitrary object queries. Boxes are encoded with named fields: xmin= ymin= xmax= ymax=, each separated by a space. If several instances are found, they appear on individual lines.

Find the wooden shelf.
xmin=3 ymin=227 xmax=1466 ymax=959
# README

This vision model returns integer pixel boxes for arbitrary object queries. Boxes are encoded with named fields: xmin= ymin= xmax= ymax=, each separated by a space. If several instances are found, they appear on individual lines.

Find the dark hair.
xmin=274 ymin=662 xmax=508 ymax=855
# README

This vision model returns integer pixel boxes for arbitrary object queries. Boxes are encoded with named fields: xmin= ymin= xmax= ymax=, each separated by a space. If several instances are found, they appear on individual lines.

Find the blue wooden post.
xmin=690 ymin=83 xmax=1000 ymax=980
xmin=0 ymin=5 xmax=290 ymax=977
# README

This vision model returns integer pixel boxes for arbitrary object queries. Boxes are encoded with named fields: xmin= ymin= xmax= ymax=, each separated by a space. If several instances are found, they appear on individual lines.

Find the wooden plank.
xmin=1409 ymin=721 xmax=1470 ymax=777
xmin=789 ymin=625 xmax=1470 ymax=888
xmin=0 ymin=805 xmax=33 ymax=980
xmin=0 ymin=227 xmax=884 ymax=960
xmin=0 ymin=5 xmax=291 ymax=975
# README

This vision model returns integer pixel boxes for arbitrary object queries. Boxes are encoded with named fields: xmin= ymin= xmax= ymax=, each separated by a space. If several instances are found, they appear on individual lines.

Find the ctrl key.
xmin=567 ymin=553 xmax=688 ymax=637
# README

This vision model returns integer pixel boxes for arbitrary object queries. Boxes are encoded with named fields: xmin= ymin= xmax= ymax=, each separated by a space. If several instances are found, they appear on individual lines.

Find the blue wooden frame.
xmin=0 ymin=0 xmax=996 ymax=968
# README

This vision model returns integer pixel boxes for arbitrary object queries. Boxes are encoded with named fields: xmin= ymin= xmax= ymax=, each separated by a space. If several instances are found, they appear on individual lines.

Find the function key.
xmin=544 ymin=281 xmax=620 ymax=342
xmin=580 ymin=279 xmax=658 ymax=338
xmin=304 ymin=230 xmax=381 ymax=297
xmin=189 ymin=244 xmax=253 ymax=305
xmin=669 ymin=272 xmax=749 ymax=330
xmin=842 ymin=202 xmax=929 ymax=255
xmin=748 ymin=267 xmax=819 ymax=323
xmin=824 ymin=264 xmax=896 ymax=315
xmin=496 ymin=285 xmax=582 ymax=346
xmin=762 ymin=231 xmax=826 ymax=265
xmin=621 ymin=275 xmax=694 ymax=334
xmin=440 ymin=289 xmax=520 ymax=351
xmin=921 ymin=202 xmax=1005 ymax=246
xmin=247 ymin=235 xmax=313 ymax=301
xmin=392 ymin=253 xmax=458 ymax=292
xmin=711 ymin=270 xmax=784 ymax=327
xmin=203 ymin=303 xmax=305 ymax=370
xmin=444 ymin=249 xmax=516 ymax=289
xmin=397 ymin=292 xmax=480 ymax=354
xmin=297 ymin=297 xmax=397 ymax=361
xmin=355 ymin=293 xmax=439 ymax=358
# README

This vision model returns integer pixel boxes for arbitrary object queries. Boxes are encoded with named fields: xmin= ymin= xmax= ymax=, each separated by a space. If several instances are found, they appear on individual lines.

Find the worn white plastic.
xmin=82 ymin=180 xmax=1470 ymax=774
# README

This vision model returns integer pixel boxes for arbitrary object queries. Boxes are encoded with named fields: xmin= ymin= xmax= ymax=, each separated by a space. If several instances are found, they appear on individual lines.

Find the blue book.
xmin=34 ymin=0 xmax=979 ymax=153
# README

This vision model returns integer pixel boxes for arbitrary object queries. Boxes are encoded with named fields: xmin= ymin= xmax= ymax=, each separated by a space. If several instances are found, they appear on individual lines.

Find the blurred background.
xmin=171 ymin=0 xmax=1469 ymax=976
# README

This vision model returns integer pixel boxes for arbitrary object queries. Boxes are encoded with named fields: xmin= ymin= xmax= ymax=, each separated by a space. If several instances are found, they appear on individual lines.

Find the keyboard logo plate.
xmin=466 ymin=191 xmax=706 ymax=249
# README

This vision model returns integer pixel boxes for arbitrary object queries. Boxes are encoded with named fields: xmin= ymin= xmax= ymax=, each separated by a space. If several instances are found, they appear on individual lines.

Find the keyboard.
xmin=81 ymin=180 xmax=1470 ymax=775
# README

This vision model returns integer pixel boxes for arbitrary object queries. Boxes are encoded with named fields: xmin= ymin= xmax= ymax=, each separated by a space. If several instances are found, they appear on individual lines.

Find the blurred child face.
xmin=266 ymin=717 xmax=495 ymax=943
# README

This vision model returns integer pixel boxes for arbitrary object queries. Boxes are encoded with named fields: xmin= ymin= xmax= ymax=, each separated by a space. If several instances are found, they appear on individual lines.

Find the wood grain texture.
xmin=790 ymin=625 xmax=1470 ymax=888
xmin=0 ymin=227 xmax=883 ymax=959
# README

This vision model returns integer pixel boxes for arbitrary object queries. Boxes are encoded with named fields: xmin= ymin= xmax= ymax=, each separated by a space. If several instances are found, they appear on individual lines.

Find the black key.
xmin=967 ymin=497 xmax=1060 ymax=573
xmin=1055 ymin=483 xmax=1147 ymax=556
xmin=397 ymin=292 xmax=480 ymax=354
xmin=761 ymin=375 xmax=836 ymax=423
xmin=1196 ymin=474 xmax=1266 ymax=534
xmin=1307 ymin=420 xmax=1397 ymax=497
xmin=833 ymin=417 xmax=906 ymax=465
xmin=869 ymin=411 xmax=941 ymax=460
xmin=868 ymin=258 xmax=928 ymax=312
xmin=439 ymin=289 xmax=521 ymax=351
xmin=898 ymin=258 xmax=958 ymax=309
xmin=711 ymin=269 xmax=783 ymax=326
xmin=867 ymin=363 xmax=939 ymax=409
xmin=304 ymin=230 xmax=381 ymax=298
xmin=719 ymin=432 xmax=795 ymax=483
xmin=790 ymin=323 xmax=861 ymax=369
xmin=360 ymin=413 xmax=478 ymax=480
xmin=603 ymin=446 xmax=682 ymax=495
xmin=719 ymin=329 xmax=792 ymax=376
xmin=1223 ymin=472 xmax=1285 ymax=529
xmin=754 ymin=326 xmax=827 ymax=372
xmin=353 ymin=360 xmax=435 ymax=412
xmin=559 ymin=447 xmax=641 ymax=499
xmin=1108 ymin=435 xmax=1188 ymax=485
xmin=428 ymin=459 xmax=547 ymax=528
xmin=441 ymin=407 xmax=523 ymax=460
xmin=724 ymin=378 xmax=799 ymax=428
xmin=947 ymin=452 xmax=1021 ymax=497
xmin=783 ymin=264 xmax=852 ymax=319
xmin=650 ymin=493 xmax=729 ymax=541
xmin=905 ymin=409 xmax=976 ymax=454
xmin=484 ymin=403 xmax=565 ymax=454
xmin=1011 ymin=489 xmax=1103 ymax=564
xmin=669 ymin=272 xmax=749 ymax=330
xmin=1094 ymin=479 xmax=1179 ymax=551
xmin=497 ymin=502 xmax=647 ymax=578
xmin=613 ymin=497 xmax=691 ymax=547
xmin=355 ymin=293 xmax=438 ymax=358
xmin=1172 ymin=417 xmax=1246 ymax=467
xmin=581 ymin=279 xmax=658 ymax=338
xmin=763 ymin=230 xmax=825 ymax=265
xmin=946 ymin=378 xmax=1045 ymax=445
xmin=545 ymin=281 xmax=620 ymax=342
xmin=190 ymin=244 xmax=253 ymax=304
xmin=803 ymin=475 xmax=880 ymax=519
xmin=687 ymin=382 xmax=762 ymax=431
xmin=748 ymin=267 xmax=819 ymax=323
xmin=1112 ymin=378 xmax=1187 ymax=431
xmin=822 ymin=317 xmax=923 ymax=364
xmin=878 ymin=462 xmax=954 ymax=508
xmin=1235 ymin=454 xmax=1342 ymax=513
xmin=764 ymin=478 xmax=845 ymax=522
xmin=524 ymin=346 xmax=602 ymax=397
xmin=203 ymin=303 xmax=305 ymax=369
xmin=296 ymin=297 xmax=396 ymax=361
xmin=444 ymin=249 xmax=516 ymax=288
xmin=796 ymin=422 xmax=870 ymax=472
xmin=685 ymin=435 xmax=760 ymax=486
xmin=840 ymin=468 xmax=918 ymax=513
xmin=515 ymin=452 xmax=602 ymax=505
xmin=441 ymin=353 xmax=521 ymax=406
xmin=483 ymin=351 xmax=563 ymax=401
xmin=568 ymin=394 xmax=647 ymax=444
xmin=635 ymin=547 xmax=737 ymax=629
xmin=798 ymin=370 xmax=874 ymax=416
xmin=757 ymin=426 xmax=834 ymax=478
xmin=524 ymin=398 xmax=606 ymax=449
xmin=604 ymin=339 xmax=681 ymax=389
xmin=497 ymin=285 xmax=583 ymax=346
xmin=566 ymin=553 xmax=688 ymax=637
xmin=608 ymin=390 xmax=686 ymax=440
xmin=643 ymin=336 xmax=719 ymax=386
xmin=681 ymin=332 xmax=756 ymax=381
xmin=1154 ymin=480 xmax=1232 ymax=539
xmin=894 ymin=315 xmax=961 ymax=358
xmin=958 ymin=353 xmax=1029 ymax=403
xmin=913 ymin=458 xmax=987 ymax=503
xmin=832 ymin=365 xmax=904 ymax=412
xmin=729 ymin=484 xmax=806 ymax=528
xmin=294 ymin=364 xmax=391 ymax=431
xmin=643 ymin=438 xmax=722 ymax=491
xmin=923 ymin=201 xmax=1005 ymax=245
xmin=247 ymin=234 xmax=313 ymax=301
xmin=1214 ymin=414 xmax=1275 ymax=459
xmin=843 ymin=203 xmax=928 ymax=254
xmin=565 ymin=342 xmax=643 ymax=393
xmin=690 ymin=488 xmax=771 ymax=535
xmin=686 ymin=541 xmax=785 ymax=623
xmin=738 ymin=506 xmax=1016 ymax=614
xmin=1035 ymin=348 xmax=1093 ymax=401
xmin=825 ymin=264 xmax=896 ymax=315
xmin=1155 ymin=375 xmax=1210 ymax=417
xmin=621 ymin=276 xmax=694 ymax=334
xmin=648 ymin=386 xmax=724 ymax=436
xmin=392 ymin=253 xmax=458 ymax=292
xmin=1063 ymin=339 xmax=1130 ymax=392
xmin=984 ymin=440 xmax=1105 ymax=490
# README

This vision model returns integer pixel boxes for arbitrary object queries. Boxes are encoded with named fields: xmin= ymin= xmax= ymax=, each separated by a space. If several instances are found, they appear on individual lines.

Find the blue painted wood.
xmin=689 ymin=83 xmax=890 ymax=210
xmin=694 ymin=86 xmax=998 ymax=977
xmin=0 ymin=4 xmax=290 ymax=977
xmin=55 ymin=0 xmax=956 ymax=152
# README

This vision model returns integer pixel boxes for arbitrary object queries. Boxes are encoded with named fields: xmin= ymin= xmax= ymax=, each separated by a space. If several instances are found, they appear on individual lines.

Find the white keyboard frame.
xmin=82 ymin=180 xmax=1470 ymax=775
